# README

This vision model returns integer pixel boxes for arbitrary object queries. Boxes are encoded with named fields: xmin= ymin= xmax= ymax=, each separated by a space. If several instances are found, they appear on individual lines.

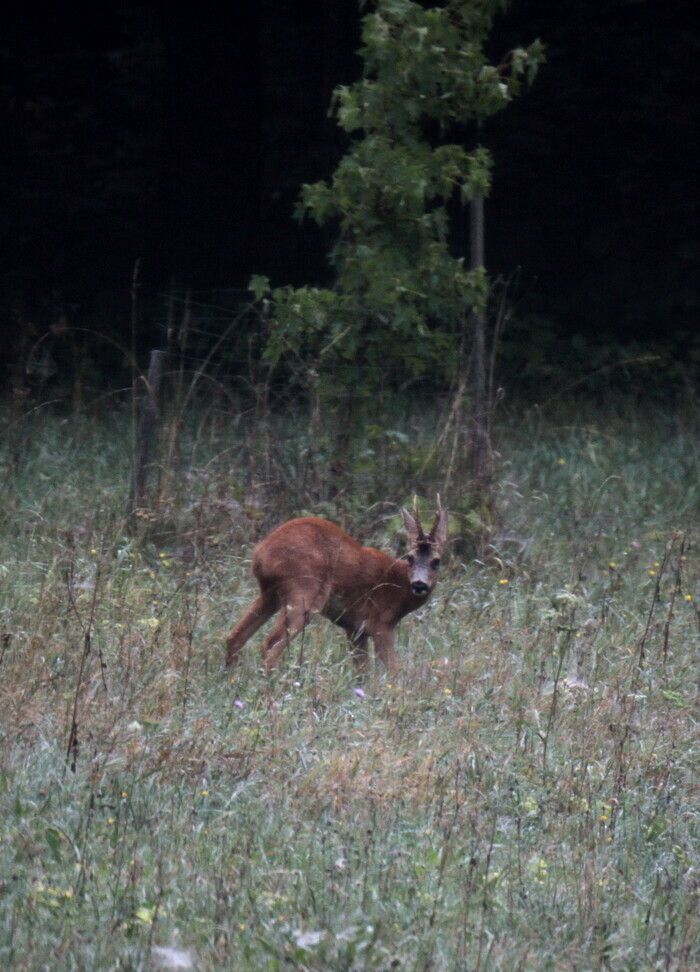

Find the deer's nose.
xmin=411 ymin=581 xmax=429 ymax=596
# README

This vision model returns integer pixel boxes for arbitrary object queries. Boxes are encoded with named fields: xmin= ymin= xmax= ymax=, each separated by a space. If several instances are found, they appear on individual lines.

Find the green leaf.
xmin=134 ymin=905 xmax=157 ymax=925
xmin=45 ymin=826 xmax=64 ymax=863
xmin=660 ymin=688 xmax=687 ymax=708
xmin=248 ymin=275 xmax=270 ymax=302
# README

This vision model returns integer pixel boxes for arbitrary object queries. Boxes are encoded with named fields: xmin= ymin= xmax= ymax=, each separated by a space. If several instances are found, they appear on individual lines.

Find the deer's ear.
xmin=428 ymin=508 xmax=448 ymax=550
xmin=401 ymin=508 xmax=424 ymax=543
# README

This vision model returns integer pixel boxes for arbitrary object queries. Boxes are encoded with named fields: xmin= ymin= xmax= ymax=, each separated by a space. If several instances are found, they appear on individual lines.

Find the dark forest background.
xmin=1 ymin=0 xmax=698 ymax=376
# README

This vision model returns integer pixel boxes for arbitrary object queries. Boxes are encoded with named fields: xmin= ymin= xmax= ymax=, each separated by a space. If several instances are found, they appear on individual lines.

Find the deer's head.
xmin=401 ymin=503 xmax=448 ymax=597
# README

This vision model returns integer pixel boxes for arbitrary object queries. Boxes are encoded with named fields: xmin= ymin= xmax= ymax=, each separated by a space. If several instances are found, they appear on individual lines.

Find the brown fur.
xmin=225 ymin=506 xmax=447 ymax=673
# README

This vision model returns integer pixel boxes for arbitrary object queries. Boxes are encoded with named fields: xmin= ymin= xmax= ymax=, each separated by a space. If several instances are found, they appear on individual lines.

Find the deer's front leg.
xmin=372 ymin=625 xmax=399 ymax=674
xmin=262 ymin=603 xmax=309 ymax=672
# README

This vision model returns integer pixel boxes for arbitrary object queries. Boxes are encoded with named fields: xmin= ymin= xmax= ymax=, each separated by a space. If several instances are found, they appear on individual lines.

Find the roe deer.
xmin=225 ymin=504 xmax=448 ymax=673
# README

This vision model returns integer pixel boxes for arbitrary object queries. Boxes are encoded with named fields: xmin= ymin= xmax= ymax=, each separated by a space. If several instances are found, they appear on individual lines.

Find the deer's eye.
xmin=431 ymin=558 xmax=441 ymax=570
xmin=405 ymin=554 xmax=415 ymax=566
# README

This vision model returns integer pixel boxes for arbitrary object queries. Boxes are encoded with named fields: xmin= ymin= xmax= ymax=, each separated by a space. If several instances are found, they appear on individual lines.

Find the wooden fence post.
xmin=128 ymin=349 xmax=166 ymax=523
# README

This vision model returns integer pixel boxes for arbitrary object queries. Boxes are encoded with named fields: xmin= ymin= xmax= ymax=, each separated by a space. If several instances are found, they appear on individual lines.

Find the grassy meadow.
xmin=0 ymin=396 xmax=698 ymax=970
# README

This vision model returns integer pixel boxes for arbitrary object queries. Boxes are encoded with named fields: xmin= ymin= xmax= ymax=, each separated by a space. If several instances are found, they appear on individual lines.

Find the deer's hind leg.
xmin=225 ymin=591 xmax=277 ymax=666
xmin=261 ymin=583 xmax=327 ymax=672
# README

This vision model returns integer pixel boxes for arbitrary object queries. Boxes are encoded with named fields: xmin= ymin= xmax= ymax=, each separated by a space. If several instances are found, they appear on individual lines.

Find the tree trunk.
xmin=468 ymin=194 xmax=495 ymax=548
xmin=470 ymin=195 xmax=489 ymax=479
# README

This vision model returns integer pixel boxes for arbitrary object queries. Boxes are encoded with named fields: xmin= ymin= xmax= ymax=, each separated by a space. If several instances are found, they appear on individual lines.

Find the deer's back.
xmin=252 ymin=517 xmax=392 ymax=587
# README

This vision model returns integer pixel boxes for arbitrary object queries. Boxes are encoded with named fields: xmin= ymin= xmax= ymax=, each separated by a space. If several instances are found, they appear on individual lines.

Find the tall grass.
xmin=0 ymin=397 xmax=698 ymax=970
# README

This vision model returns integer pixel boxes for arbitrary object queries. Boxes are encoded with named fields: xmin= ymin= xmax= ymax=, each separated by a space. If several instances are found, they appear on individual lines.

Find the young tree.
xmin=251 ymin=0 xmax=543 ymax=486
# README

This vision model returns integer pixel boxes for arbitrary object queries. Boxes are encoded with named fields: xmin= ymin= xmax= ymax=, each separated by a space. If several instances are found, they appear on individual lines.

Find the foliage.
xmin=498 ymin=311 xmax=700 ymax=397
xmin=252 ymin=0 xmax=543 ymax=393
xmin=0 ymin=396 xmax=698 ymax=968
